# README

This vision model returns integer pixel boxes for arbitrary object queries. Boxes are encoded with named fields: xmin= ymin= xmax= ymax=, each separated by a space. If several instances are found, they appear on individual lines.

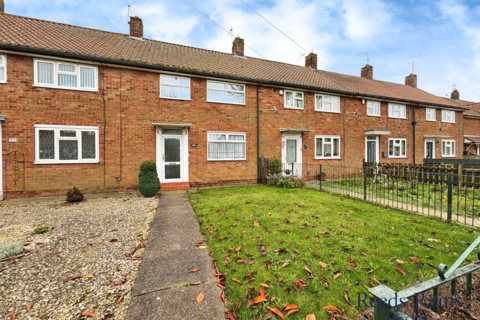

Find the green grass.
xmin=189 ymin=185 xmax=479 ymax=320
xmin=34 ymin=226 xmax=49 ymax=234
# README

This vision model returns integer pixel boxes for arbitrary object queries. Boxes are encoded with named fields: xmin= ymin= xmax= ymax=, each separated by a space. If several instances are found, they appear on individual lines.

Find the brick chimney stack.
xmin=405 ymin=74 xmax=417 ymax=88
xmin=451 ymin=88 xmax=460 ymax=100
xmin=129 ymin=16 xmax=143 ymax=38
xmin=0 ymin=0 xmax=5 ymax=13
xmin=232 ymin=37 xmax=244 ymax=57
xmin=361 ymin=64 xmax=373 ymax=79
xmin=305 ymin=52 xmax=317 ymax=70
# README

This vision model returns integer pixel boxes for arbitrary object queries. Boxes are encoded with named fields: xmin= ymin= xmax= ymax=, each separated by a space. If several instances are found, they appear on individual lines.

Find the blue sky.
xmin=7 ymin=0 xmax=480 ymax=101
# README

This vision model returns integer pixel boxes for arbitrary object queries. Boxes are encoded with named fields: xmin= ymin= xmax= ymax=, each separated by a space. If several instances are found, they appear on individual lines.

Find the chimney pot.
xmin=361 ymin=64 xmax=373 ymax=79
xmin=405 ymin=74 xmax=417 ymax=88
xmin=129 ymin=16 xmax=143 ymax=38
xmin=451 ymin=89 xmax=460 ymax=100
xmin=305 ymin=52 xmax=317 ymax=70
xmin=0 ymin=0 xmax=4 ymax=13
xmin=232 ymin=37 xmax=244 ymax=57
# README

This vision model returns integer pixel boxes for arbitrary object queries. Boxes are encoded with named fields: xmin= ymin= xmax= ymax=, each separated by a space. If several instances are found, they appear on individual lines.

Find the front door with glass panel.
xmin=366 ymin=136 xmax=378 ymax=163
xmin=425 ymin=139 xmax=435 ymax=159
xmin=281 ymin=133 xmax=302 ymax=177
xmin=159 ymin=128 xmax=186 ymax=183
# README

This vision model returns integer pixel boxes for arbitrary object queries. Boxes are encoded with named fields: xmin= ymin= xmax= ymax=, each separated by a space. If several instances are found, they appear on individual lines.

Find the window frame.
xmin=388 ymin=138 xmax=407 ymax=158
xmin=206 ymin=80 xmax=246 ymax=105
xmin=314 ymin=94 xmax=340 ymax=113
xmin=441 ymin=139 xmax=456 ymax=157
xmin=314 ymin=135 xmax=341 ymax=159
xmin=34 ymin=124 xmax=100 ymax=164
xmin=160 ymin=75 xmax=191 ymax=100
xmin=284 ymin=90 xmax=304 ymax=110
xmin=0 ymin=54 xmax=6 ymax=83
xmin=33 ymin=59 xmax=98 ymax=92
xmin=366 ymin=100 xmax=381 ymax=117
xmin=388 ymin=103 xmax=407 ymax=119
xmin=207 ymin=131 xmax=247 ymax=161
xmin=426 ymin=108 xmax=436 ymax=122
xmin=441 ymin=110 xmax=456 ymax=123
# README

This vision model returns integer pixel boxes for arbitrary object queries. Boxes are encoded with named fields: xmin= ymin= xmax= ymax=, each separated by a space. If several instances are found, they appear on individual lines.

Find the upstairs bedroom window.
xmin=34 ymin=59 xmax=98 ymax=91
xmin=315 ymin=95 xmax=340 ymax=113
xmin=367 ymin=101 xmax=381 ymax=116
xmin=160 ymin=75 xmax=191 ymax=100
xmin=35 ymin=125 xmax=99 ymax=164
xmin=285 ymin=90 xmax=304 ymax=109
xmin=388 ymin=103 xmax=407 ymax=119
xmin=442 ymin=110 xmax=455 ymax=123
xmin=207 ymin=81 xmax=245 ymax=104
xmin=0 ymin=55 xmax=6 ymax=83
xmin=426 ymin=108 xmax=436 ymax=121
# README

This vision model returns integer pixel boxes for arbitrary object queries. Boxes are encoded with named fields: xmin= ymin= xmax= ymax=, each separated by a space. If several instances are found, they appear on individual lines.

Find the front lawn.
xmin=189 ymin=185 xmax=478 ymax=320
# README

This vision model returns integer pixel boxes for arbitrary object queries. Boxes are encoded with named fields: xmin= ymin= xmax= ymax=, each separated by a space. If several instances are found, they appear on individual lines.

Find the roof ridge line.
xmin=315 ymin=69 xmax=354 ymax=94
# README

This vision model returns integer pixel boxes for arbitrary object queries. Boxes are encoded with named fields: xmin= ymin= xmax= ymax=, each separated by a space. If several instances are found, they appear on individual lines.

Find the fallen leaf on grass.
xmin=264 ymin=311 xmax=276 ymax=319
xmin=196 ymin=291 xmax=204 ymax=304
xmin=253 ymin=221 xmax=260 ymax=227
xmin=344 ymin=291 xmax=350 ymax=304
xmin=81 ymin=311 xmax=95 ymax=317
xmin=306 ymin=314 xmax=316 ymax=320
xmin=246 ymin=298 xmax=255 ymax=308
xmin=253 ymin=296 xmax=267 ymax=304
xmin=334 ymin=273 xmax=343 ymax=280
xmin=319 ymin=261 xmax=327 ymax=268
xmin=323 ymin=305 xmax=341 ymax=313
xmin=396 ymin=259 xmax=404 ymax=265
xmin=410 ymin=257 xmax=423 ymax=264
xmin=284 ymin=304 xmax=299 ymax=311
xmin=189 ymin=268 xmax=199 ymax=273
xmin=341 ymin=309 xmax=350 ymax=320
xmin=359 ymin=252 xmax=367 ymax=257
xmin=259 ymin=283 xmax=269 ymax=288
xmin=232 ymin=278 xmax=242 ymax=284
xmin=267 ymin=307 xmax=285 ymax=320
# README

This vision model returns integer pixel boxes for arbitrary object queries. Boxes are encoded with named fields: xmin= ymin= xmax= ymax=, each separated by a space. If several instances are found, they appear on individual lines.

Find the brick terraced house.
xmin=0 ymin=5 xmax=472 ymax=198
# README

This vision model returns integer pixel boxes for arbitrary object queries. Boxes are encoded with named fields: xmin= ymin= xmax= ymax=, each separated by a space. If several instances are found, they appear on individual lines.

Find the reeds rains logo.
xmin=357 ymin=264 xmax=462 ymax=311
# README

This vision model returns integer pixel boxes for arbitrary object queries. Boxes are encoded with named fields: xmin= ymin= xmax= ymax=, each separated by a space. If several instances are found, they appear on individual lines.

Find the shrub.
xmin=268 ymin=156 xmax=282 ymax=175
xmin=0 ymin=242 xmax=23 ymax=260
xmin=138 ymin=161 xmax=161 ymax=197
xmin=66 ymin=187 xmax=84 ymax=202
xmin=277 ymin=175 xmax=297 ymax=189
xmin=34 ymin=226 xmax=49 ymax=234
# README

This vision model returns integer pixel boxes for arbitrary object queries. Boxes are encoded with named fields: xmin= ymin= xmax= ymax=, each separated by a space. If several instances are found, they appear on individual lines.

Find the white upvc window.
xmin=315 ymin=136 xmax=341 ymax=159
xmin=285 ymin=90 xmax=304 ymax=109
xmin=207 ymin=81 xmax=245 ymax=105
xmin=315 ymin=94 xmax=340 ymax=113
xmin=426 ymin=108 xmax=436 ymax=121
xmin=388 ymin=103 xmax=407 ymax=119
xmin=388 ymin=138 xmax=407 ymax=158
xmin=34 ymin=125 xmax=99 ymax=164
xmin=207 ymin=132 xmax=246 ymax=161
xmin=160 ymin=75 xmax=191 ymax=100
xmin=367 ymin=101 xmax=381 ymax=116
xmin=34 ymin=59 xmax=98 ymax=91
xmin=0 ymin=55 xmax=6 ymax=83
xmin=442 ymin=140 xmax=456 ymax=157
xmin=442 ymin=110 xmax=455 ymax=123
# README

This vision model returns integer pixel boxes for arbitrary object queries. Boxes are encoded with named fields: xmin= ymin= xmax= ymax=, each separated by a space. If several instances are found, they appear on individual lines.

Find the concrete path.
xmin=126 ymin=193 xmax=225 ymax=320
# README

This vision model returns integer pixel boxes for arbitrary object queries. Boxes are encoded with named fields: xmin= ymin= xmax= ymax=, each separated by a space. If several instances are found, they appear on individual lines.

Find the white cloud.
xmin=341 ymin=0 xmax=392 ymax=40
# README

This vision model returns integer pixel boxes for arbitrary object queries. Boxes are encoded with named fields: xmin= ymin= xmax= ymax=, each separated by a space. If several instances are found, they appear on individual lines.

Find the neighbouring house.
xmin=0 ymin=3 xmax=471 ymax=198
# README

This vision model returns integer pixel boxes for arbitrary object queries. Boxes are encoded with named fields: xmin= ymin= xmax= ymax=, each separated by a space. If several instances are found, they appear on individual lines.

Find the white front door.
xmin=156 ymin=127 xmax=189 ymax=183
xmin=281 ymin=133 xmax=302 ymax=177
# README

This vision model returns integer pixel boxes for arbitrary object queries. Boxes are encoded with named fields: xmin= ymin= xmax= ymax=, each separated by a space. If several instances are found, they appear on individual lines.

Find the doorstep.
xmin=161 ymin=182 xmax=191 ymax=191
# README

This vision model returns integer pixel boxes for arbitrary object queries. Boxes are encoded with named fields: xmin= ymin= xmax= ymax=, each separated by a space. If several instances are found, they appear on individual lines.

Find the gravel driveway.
xmin=0 ymin=193 xmax=158 ymax=320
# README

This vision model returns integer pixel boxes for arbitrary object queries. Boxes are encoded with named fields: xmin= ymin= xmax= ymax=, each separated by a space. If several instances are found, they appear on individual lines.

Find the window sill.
xmin=207 ymin=100 xmax=246 ymax=106
xmin=314 ymin=157 xmax=341 ymax=160
xmin=426 ymin=119 xmax=437 ymax=122
xmin=284 ymin=106 xmax=304 ymax=110
xmin=367 ymin=114 xmax=381 ymax=117
xmin=441 ymin=121 xmax=456 ymax=124
xmin=33 ymin=85 xmax=98 ymax=93
xmin=207 ymin=159 xmax=247 ymax=161
xmin=160 ymin=96 xmax=191 ymax=101
xmin=388 ymin=156 xmax=408 ymax=159
xmin=388 ymin=116 xmax=407 ymax=120
xmin=441 ymin=155 xmax=456 ymax=158
xmin=315 ymin=110 xmax=340 ymax=114
xmin=34 ymin=160 xmax=100 ymax=165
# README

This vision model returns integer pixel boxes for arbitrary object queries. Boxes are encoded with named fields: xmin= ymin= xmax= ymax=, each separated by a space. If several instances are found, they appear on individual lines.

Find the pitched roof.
xmin=0 ymin=13 xmax=468 ymax=110
xmin=464 ymin=135 xmax=480 ymax=143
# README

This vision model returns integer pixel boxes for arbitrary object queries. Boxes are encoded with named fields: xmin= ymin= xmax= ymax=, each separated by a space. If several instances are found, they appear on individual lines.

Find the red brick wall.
xmin=464 ymin=117 xmax=480 ymax=154
xmin=0 ymin=53 xmax=465 ymax=197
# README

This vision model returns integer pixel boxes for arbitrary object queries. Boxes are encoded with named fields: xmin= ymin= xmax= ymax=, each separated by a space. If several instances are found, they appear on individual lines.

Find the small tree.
xmin=138 ymin=161 xmax=161 ymax=197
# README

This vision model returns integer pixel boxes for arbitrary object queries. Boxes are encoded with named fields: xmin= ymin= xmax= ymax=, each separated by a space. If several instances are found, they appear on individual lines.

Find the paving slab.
xmin=126 ymin=193 xmax=224 ymax=320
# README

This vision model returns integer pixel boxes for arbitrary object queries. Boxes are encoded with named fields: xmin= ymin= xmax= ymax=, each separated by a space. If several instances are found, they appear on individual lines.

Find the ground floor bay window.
xmin=34 ymin=125 xmax=99 ymax=164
